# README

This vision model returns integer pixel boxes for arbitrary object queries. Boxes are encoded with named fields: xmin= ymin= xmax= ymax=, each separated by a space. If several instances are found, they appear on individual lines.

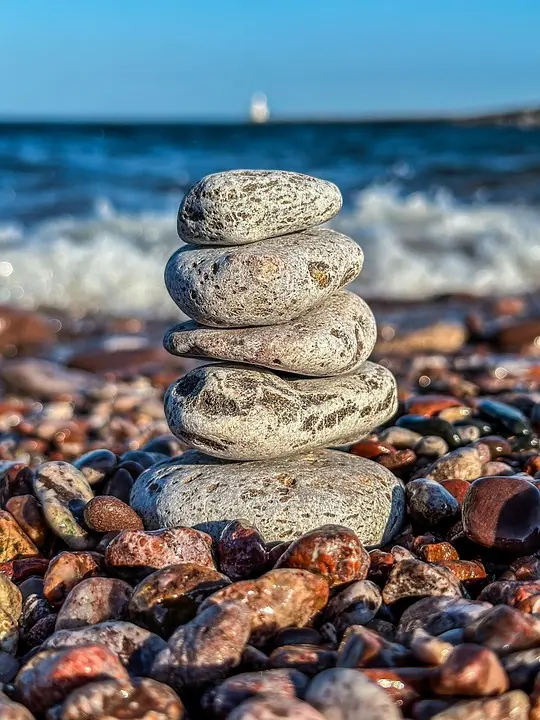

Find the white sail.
xmin=250 ymin=93 xmax=269 ymax=123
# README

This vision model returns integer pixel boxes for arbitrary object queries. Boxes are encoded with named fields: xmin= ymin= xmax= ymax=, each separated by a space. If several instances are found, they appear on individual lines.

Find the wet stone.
xmin=177 ymin=169 xmax=342 ymax=246
xmin=0 ymin=509 xmax=39 ymax=562
xmin=14 ymin=644 xmax=130 ymax=716
xmin=151 ymin=601 xmax=252 ymax=690
xmin=74 ymin=448 xmax=117 ymax=486
xmin=103 ymin=467 xmax=134 ymax=504
xmin=382 ymin=559 xmax=462 ymax=605
xmin=397 ymin=597 xmax=492 ymax=644
xmin=129 ymin=562 xmax=231 ymax=637
xmin=54 ymin=576 xmax=132 ymax=631
xmin=203 ymin=668 xmax=310 ymax=720
xmin=228 ymin=695 xmax=326 ymax=720
xmin=359 ymin=667 xmax=432 ymax=709
xmin=274 ymin=525 xmax=369 ymax=588
xmin=464 ymin=605 xmax=540 ymax=654
xmin=165 ymin=228 xmax=363 ymax=327
xmin=43 ymin=621 xmax=167 ymax=674
xmin=0 ymin=649 xmax=19 ymax=682
xmin=417 ymin=542 xmax=458 ymax=563
xmin=43 ymin=550 xmax=103 ymax=606
xmin=462 ymin=475 xmax=540 ymax=553
xmin=478 ymin=579 xmax=540 ymax=606
xmin=396 ymin=415 xmax=461 ymax=449
xmin=272 ymin=627 xmax=324 ymax=649
xmin=306 ymin=667 xmax=403 ymax=720
xmin=5 ymin=495 xmax=48 ymax=548
xmin=337 ymin=624 xmax=409 ymax=669
xmin=440 ymin=559 xmax=486 ymax=583
xmin=52 ymin=677 xmax=185 ymax=720
xmin=405 ymin=479 xmax=460 ymax=527
xmin=218 ymin=519 xmax=267 ymax=581
xmin=164 ymin=361 xmax=397 ymax=461
xmin=32 ymin=461 xmax=94 ymax=550
xmin=415 ymin=435 xmax=450 ymax=459
xmin=323 ymin=580 xmax=382 ymax=633
xmin=409 ymin=629 xmax=453 ymax=665
xmin=476 ymin=398 xmax=532 ymax=437
xmin=379 ymin=426 xmax=423 ymax=449
xmin=430 ymin=643 xmax=509 ymax=696
xmin=0 ymin=692 xmax=35 ymax=720
xmin=405 ymin=395 xmax=461 ymax=418
xmin=428 ymin=691 xmax=530 ymax=720
xmin=438 ymin=479 xmax=470 ymax=507
xmin=423 ymin=447 xmax=485 ymax=482
xmin=268 ymin=644 xmax=337 ymax=676
xmin=199 ymin=568 xmax=329 ymax=646
xmin=105 ymin=527 xmax=215 ymax=580
xmin=83 ymin=495 xmax=143 ymax=532
xmin=0 ymin=463 xmax=34 ymax=509
xmin=24 ymin=614 xmax=57 ymax=649
xmin=0 ymin=574 xmax=22 ymax=654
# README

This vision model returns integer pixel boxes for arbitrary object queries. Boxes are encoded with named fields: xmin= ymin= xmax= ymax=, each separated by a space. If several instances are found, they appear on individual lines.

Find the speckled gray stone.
xmin=164 ymin=361 xmax=397 ymax=461
xmin=177 ymin=170 xmax=342 ymax=246
xmin=164 ymin=291 xmax=376 ymax=377
xmin=32 ymin=461 xmax=94 ymax=550
xmin=130 ymin=449 xmax=405 ymax=546
xmin=165 ymin=228 xmax=363 ymax=328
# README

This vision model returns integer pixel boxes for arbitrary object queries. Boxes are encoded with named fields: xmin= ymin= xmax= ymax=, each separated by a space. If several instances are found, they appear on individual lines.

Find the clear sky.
xmin=1 ymin=0 xmax=539 ymax=120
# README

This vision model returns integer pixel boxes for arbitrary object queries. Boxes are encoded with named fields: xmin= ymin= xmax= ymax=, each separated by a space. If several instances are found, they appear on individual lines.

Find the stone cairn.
xmin=132 ymin=170 xmax=405 ymax=546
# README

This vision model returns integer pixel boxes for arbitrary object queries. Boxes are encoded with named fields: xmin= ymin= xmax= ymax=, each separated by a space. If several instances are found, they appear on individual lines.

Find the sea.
xmin=2 ymin=120 xmax=540 ymax=319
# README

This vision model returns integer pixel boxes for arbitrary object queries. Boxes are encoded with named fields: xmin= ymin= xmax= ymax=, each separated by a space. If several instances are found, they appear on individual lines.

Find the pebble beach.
xmin=3 ymin=163 xmax=540 ymax=720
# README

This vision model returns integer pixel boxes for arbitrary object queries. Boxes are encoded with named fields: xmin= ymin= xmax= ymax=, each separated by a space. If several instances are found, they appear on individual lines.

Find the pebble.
xmin=0 ymin=358 xmax=103 ymax=399
xmin=52 ymin=677 xmax=184 ymax=720
xmin=476 ymin=399 xmax=532 ymax=437
xmin=177 ymin=169 xmax=342 ymax=245
xmin=73 ymin=448 xmax=117 ymax=485
xmin=164 ymin=361 xmax=397 ymax=461
xmin=104 ymin=527 xmax=214 ymax=579
xmin=397 ymin=597 xmax=491 ymax=644
xmin=337 ymin=625 xmax=409 ymax=668
xmin=430 ymin=643 xmax=509 ymax=696
xmin=54 ymin=576 xmax=132 ymax=630
xmin=199 ymin=568 xmax=329 ymax=646
xmin=428 ymin=691 xmax=530 ymax=720
xmin=5 ymin=495 xmax=48 ymax=547
xmin=438 ymin=479 xmax=470 ymax=506
xmin=32 ymin=461 xmax=94 ymax=550
xmin=43 ymin=621 xmax=167 ymax=674
xmin=382 ymin=559 xmax=462 ymax=605
xmin=464 ymin=605 xmax=540 ymax=654
xmin=83 ymin=495 xmax=143 ymax=532
xmin=0 ymin=692 xmax=34 ymax=720
xmin=0 ymin=509 xmax=39 ymax=562
xmin=151 ymin=601 xmax=253 ymax=690
xmin=462 ymin=475 xmax=540 ymax=552
xmin=268 ymin=644 xmax=337 ymax=675
xmin=43 ymin=550 xmax=103 ymax=606
xmin=131 ymin=449 xmax=405 ymax=546
xmin=305 ymin=667 xmax=403 ymax=720
xmin=0 ymin=464 xmax=33 ymax=509
xmin=14 ymin=644 xmax=129 ymax=715
xmin=128 ymin=562 xmax=231 ymax=636
xmin=274 ymin=525 xmax=369 ymax=587
xmin=165 ymin=291 xmax=377 ymax=377
xmin=414 ymin=436 xmax=449 ymax=458
xmin=405 ymin=479 xmax=460 ymax=526
xmin=0 ymin=575 xmax=22 ymax=655
xmin=396 ymin=415 xmax=461 ymax=449
xmin=228 ymin=695 xmax=326 ymax=720
xmin=165 ymin=228 xmax=363 ymax=327
xmin=379 ymin=426 xmax=423 ymax=449
xmin=218 ymin=519 xmax=267 ymax=581
xmin=323 ymin=579 xmax=382 ymax=632
xmin=422 ymin=447 xmax=485 ymax=481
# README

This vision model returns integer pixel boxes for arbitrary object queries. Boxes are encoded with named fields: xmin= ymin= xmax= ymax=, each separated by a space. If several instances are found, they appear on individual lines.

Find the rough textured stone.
xmin=83 ymin=495 xmax=143 ymax=532
xmin=5 ymin=495 xmax=48 ymax=547
xmin=43 ymin=621 xmax=167 ymax=674
xmin=463 ymin=475 xmax=540 ymax=553
xmin=32 ymin=461 xmax=94 ymax=549
xmin=54 ymin=577 xmax=132 ymax=630
xmin=199 ymin=568 xmax=328 ymax=646
xmin=0 ymin=574 xmax=22 ymax=653
xmin=0 ymin=509 xmax=39 ymax=561
xmin=131 ymin=449 xmax=405 ymax=546
xmin=151 ymin=602 xmax=252 ymax=690
xmin=382 ymin=559 xmax=462 ymax=605
xmin=274 ymin=525 xmax=369 ymax=587
xmin=165 ymin=292 xmax=376 ymax=377
xmin=423 ymin=447 xmax=485 ymax=482
xmin=306 ymin=667 xmax=403 ymax=720
xmin=164 ymin=362 xmax=397 ymax=461
xmin=165 ymin=228 xmax=363 ymax=327
xmin=177 ymin=169 xmax=342 ymax=245
xmin=129 ymin=563 xmax=231 ymax=637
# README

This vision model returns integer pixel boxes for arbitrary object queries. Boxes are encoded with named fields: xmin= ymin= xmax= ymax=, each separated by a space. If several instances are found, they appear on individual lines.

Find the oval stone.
xmin=164 ymin=291 xmax=376 ymax=377
xmin=462 ymin=476 xmax=540 ymax=553
xmin=165 ymin=228 xmax=363 ymax=327
xmin=177 ymin=170 xmax=342 ymax=246
xmin=164 ymin=361 xmax=397 ymax=461
xmin=130 ymin=449 xmax=405 ymax=546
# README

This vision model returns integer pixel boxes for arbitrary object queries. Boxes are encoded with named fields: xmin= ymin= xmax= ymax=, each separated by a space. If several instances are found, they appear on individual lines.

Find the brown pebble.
xmin=430 ymin=643 xmax=509 ymax=696
xmin=43 ymin=551 xmax=103 ymax=606
xmin=83 ymin=495 xmax=143 ymax=532
xmin=5 ymin=495 xmax=48 ymax=547
xmin=417 ymin=542 xmax=459 ymax=563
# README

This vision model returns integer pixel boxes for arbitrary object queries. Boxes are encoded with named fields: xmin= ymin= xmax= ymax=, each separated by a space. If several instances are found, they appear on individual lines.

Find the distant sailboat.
xmin=250 ymin=93 xmax=270 ymax=123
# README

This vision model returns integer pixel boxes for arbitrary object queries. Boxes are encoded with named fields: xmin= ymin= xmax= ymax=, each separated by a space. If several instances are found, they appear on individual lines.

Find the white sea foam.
xmin=2 ymin=185 xmax=540 ymax=317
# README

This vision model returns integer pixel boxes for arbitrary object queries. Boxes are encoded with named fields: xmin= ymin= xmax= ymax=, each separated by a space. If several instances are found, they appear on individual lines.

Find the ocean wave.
xmin=2 ymin=185 xmax=540 ymax=317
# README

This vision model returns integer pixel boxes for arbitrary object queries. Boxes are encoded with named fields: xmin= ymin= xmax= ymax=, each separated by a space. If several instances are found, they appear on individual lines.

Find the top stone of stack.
xmin=177 ymin=169 xmax=343 ymax=245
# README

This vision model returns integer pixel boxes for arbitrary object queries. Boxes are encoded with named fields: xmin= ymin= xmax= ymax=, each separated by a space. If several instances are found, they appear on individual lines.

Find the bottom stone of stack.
xmin=130 ymin=449 xmax=405 ymax=546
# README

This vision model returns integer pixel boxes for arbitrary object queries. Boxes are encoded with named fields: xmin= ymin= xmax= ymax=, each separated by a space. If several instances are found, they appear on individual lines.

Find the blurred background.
xmin=1 ymin=0 xmax=540 ymax=321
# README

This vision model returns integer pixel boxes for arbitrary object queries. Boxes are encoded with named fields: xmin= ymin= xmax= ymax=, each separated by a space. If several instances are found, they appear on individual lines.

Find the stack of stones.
xmin=132 ymin=170 xmax=405 ymax=546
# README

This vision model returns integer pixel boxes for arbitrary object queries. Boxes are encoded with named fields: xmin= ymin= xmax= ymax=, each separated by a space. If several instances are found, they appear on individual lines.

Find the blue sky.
xmin=1 ymin=0 xmax=539 ymax=119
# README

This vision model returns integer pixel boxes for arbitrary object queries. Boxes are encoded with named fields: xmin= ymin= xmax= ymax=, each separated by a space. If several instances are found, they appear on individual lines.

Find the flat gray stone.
xmin=130 ymin=449 xmax=405 ymax=546
xmin=165 ymin=228 xmax=363 ymax=328
xmin=164 ymin=291 xmax=377 ymax=376
xmin=177 ymin=170 xmax=342 ymax=245
xmin=164 ymin=361 xmax=397 ymax=461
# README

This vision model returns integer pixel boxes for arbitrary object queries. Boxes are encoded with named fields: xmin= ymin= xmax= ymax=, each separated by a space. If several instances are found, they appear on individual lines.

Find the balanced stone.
xmin=177 ymin=170 xmax=342 ymax=246
xmin=164 ymin=361 xmax=397 ymax=461
xmin=164 ymin=291 xmax=376 ymax=376
xmin=165 ymin=228 xmax=363 ymax=327
xmin=130 ymin=449 xmax=405 ymax=546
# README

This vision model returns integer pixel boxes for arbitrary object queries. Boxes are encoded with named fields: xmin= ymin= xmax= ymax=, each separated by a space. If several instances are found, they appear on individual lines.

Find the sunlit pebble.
xmin=0 ymin=261 xmax=13 ymax=277
xmin=381 ymin=326 xmax=395 ymax=341
xmin=419 ymin=375 xmax=431 ymax=387
xmin=494 ymin=367 xmax=508 ymax=379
